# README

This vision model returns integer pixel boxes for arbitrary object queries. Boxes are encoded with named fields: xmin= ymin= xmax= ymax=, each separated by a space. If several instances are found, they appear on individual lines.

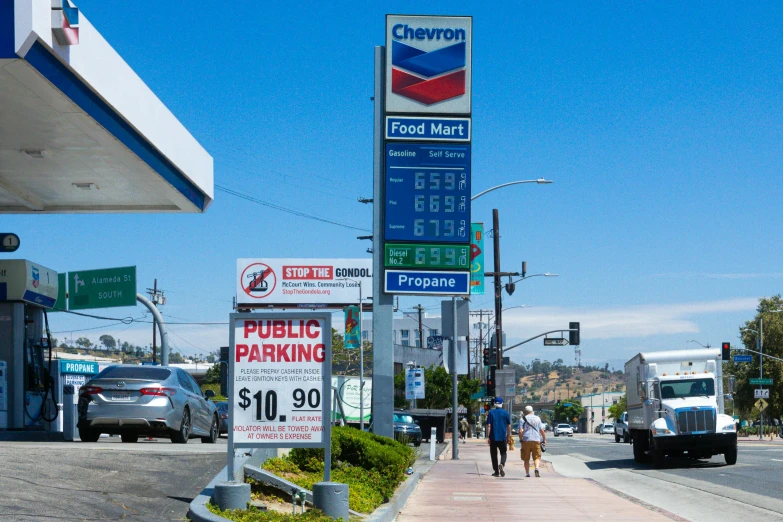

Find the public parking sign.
xmin=229 ymin=312 xmax=332 ymax=447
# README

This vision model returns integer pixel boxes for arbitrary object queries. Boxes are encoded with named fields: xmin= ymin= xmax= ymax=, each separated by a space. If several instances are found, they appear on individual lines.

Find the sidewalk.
xmin=396 ymin=439 xmax=675 ymax=522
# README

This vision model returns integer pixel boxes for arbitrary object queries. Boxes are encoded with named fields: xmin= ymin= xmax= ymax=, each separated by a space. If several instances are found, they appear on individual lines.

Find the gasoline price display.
xmin=385 ymin=142 xmax=471 ymax=243
xmin=384 ymin=243 xmax=470 ymax=270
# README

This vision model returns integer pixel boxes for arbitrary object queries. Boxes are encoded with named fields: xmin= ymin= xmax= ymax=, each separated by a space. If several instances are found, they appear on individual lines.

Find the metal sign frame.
xmin=227 ymin=312 xmax=332 ymax=481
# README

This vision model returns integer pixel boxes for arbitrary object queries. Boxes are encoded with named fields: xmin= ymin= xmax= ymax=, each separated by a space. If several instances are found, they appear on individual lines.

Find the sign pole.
xmin=359 ymin=281 xmax=364 ymax=432
xmin=451 ymin=296 xmax=459 ymax=460
xmin=760 ymin=317 xmax=763 ymax=440
xmin=372 ymin=45 xmax=395 ymax=439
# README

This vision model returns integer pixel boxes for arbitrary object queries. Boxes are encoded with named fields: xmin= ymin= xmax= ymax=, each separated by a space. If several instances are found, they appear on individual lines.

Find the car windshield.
xmin=94 ymin=366 xmax=171 ymax=380
xmin=394 ymin=414 xmax=414 ymax=424
xmin=558 ymin=424 xmax=571 ymax=428
xmin=660 ymin=378 xmax=715 ymax=399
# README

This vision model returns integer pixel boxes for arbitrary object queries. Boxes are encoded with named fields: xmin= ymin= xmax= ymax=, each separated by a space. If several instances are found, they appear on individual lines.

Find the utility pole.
xmin=413 ymin=304 xmax=425 ymax=348
xmin=492 ymin=209 xmax=502 ymax=368
xmin=146 ymin=280 xmax=165 ymax=364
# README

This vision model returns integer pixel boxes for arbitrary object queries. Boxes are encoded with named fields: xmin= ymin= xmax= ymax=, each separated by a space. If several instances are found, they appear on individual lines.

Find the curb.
xmin=363 ymin=471 xmax=421 ymax=522
xmin=187 ymin=449 xmax=271 ymax=522
xmin=364 ymin=442 xmax=448 ymax=522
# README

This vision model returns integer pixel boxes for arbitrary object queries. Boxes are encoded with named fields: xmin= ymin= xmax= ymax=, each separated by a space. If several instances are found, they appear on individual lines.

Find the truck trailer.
xmin=624 ymin=348 xmax=737 ymax=468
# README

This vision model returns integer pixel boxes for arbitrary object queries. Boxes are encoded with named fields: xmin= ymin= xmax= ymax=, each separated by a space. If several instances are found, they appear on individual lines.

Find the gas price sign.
xmin=229 ymin=313 xmax=332 ymax=447
xmin=385 ymin=142 xmax=471 ymax=243
xmin=385 ymin=243 xmax=469 ymax=270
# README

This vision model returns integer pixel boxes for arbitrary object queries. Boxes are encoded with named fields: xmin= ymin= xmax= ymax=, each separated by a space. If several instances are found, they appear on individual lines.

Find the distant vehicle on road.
xmin=614 ymin=411 xmax=629 ymax=442
xmin=78 ymin=365 xmax=219 ymax=444
xmin=600 ymin=423 xmax=615 ymax=435
xmin=216 ymin=401 xmax=229 ymax=435
xmin=394 ymin=411 xmax=422 ymax=446
xmin=554 ymin=423 xmax=574 ymax=437
xmin=625 ymin=349 xmax=737 ymax=468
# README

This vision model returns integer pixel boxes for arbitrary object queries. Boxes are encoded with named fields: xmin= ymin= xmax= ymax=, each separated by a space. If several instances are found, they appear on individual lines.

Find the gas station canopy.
xmin=0 ymin=0 xmax=213 ymax=213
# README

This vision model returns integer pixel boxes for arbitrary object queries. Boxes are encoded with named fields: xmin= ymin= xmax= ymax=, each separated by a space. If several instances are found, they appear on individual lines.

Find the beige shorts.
xmin=521 ymin=441 xmax=542 ymax=461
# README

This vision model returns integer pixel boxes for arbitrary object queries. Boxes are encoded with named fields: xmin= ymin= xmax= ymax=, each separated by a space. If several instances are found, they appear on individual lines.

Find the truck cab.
xmin=626 ymin=349 xmax=737 ymax=468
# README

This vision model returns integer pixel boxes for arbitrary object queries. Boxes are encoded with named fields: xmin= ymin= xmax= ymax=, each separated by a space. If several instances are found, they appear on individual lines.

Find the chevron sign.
xmin=386 ymin=15 xmax=472 ymax=114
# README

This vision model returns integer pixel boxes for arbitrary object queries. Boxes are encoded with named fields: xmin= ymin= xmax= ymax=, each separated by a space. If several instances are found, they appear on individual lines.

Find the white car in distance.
xmin=554 ymin=423 xmax=574 ymax=437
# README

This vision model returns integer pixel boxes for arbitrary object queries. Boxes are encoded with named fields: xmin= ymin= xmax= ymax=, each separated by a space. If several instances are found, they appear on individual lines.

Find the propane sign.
xmin=236 ymin=258 xmax=371 ymax=308
xmin=229 ymin=312 xmax=332 ymax=447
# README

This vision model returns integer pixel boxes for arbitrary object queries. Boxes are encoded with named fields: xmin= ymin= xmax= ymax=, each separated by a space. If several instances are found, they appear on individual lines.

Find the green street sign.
xmin=750 ymin=378 xmax=773 ymax=385
xmin=384 ymin=243 xmax=469 ymax=270
xmin=67 ymin=266 xmax=137 ymax=310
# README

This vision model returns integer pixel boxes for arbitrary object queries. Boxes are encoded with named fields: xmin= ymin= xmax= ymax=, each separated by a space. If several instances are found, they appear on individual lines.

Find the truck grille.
xmin=676 ymin=408 xmax=715 ymax=434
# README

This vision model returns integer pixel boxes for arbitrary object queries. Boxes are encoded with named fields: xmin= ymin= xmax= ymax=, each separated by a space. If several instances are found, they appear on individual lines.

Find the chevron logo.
xmin=391 ymin=40 xmax=466 ymax=105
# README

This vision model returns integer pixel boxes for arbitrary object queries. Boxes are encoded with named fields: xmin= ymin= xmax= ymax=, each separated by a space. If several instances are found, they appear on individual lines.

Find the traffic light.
xmin=489 ymin=346 xmax=498 ymax=366
xmin=721 ymin=342 xmax=731 ymax=361
xmin=569 ymin=322 xmax=580 ymax=346
xmin=486 ymin=367 xmax=496 ymax=397
xmin=591 ymin=411 xmax=595 ymax=420
xmin=483 ymin=348 xmax=490 ymax=366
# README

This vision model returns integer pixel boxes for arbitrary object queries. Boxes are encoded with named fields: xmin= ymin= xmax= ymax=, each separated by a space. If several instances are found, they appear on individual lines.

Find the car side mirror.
xmin=205 ymin=389 xmax=216 ymax=399
xmin=414 ymin=420 xmax=419 ymax=424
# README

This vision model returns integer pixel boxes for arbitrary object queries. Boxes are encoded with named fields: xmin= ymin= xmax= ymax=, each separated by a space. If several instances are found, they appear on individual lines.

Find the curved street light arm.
xmin=510 ymin=273 xmax=558 ymax=285
xmin=471 ymin=179 xmax=553 ymax=201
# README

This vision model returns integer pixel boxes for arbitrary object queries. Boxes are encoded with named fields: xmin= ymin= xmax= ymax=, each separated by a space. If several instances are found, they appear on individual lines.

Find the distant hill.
xmin=505 ymin=361 xmax=625 ymax=404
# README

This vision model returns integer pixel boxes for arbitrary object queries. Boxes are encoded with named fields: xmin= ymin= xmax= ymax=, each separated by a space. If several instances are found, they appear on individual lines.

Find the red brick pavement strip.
xmin=396 ymin=439 xmax=676 ymax=522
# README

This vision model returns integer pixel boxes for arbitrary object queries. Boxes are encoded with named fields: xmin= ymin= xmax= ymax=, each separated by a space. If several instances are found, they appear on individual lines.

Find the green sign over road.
xmin=384 ymin=243 xmax=469 ymax=270
xmin=750 ymin=378 xmax=773 ymax=385
xmin=68 ymin=266 xmax=137 ymax=310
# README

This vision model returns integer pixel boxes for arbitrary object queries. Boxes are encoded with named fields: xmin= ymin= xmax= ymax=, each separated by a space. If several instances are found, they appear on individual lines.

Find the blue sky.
xmin=6 ymin=2 xmax=782 ymax=369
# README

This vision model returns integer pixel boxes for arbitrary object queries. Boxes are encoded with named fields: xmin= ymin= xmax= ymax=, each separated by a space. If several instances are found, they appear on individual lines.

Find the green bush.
xmin=263 ymin=426 xmax=416 ymax=513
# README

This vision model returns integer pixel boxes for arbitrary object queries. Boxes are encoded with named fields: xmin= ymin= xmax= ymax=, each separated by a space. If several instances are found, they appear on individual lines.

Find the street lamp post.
xmin=471 ymin=179 xmax=553 ymax=371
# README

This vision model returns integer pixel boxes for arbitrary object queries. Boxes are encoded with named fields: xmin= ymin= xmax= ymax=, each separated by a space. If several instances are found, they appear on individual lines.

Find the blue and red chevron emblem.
xmin=391 ymin=40 xmax=466 ymax=105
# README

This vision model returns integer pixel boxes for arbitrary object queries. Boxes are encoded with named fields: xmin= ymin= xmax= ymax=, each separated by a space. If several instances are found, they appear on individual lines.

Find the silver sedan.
xmin=77 ymin=365 xmax=219 ymax=444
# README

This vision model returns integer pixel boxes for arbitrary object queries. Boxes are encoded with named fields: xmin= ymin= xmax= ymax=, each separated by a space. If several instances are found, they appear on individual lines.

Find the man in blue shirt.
xmin=485 ymin=397 xmax=511 ymax=477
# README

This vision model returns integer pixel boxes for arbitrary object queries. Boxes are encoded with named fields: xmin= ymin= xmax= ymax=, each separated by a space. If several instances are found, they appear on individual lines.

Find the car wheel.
xmin=623 ymin=433 xmax=630 ymax=444
xmin=724 ymin=446 xmax=738 ymax=465
xmin=121 ymin=433 xmax=139 ymax=443
xmin=79 ymin=426 xmax=100 ymax=443
xmin=414 ymin=441 xmax=421 ymax=447
xmin=615 ymin=434 xmax=620 ymax=443
xmin=201 ymin=415 xmax=219 ymax=444
xmin=170 ymin=408 xmax=191 ymax=444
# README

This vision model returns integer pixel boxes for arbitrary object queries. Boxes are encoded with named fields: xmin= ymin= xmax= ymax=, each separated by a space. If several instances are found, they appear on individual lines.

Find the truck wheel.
xmin=615 ymin=434 xmax=620 ymax=443
xmin=724 ymin=446 xmax=738 ymax=465
xmin=632 ymin=431 xmax=650 ymax=463
xmin=653 ymin=449 xmax=666 ymax=469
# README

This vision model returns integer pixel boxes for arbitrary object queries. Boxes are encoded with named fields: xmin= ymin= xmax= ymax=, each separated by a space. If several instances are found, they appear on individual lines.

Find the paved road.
xmin=0 ymin=436 xmax=226 ymax=521
xmin=545 ymin=434 xmax=783 ymax=521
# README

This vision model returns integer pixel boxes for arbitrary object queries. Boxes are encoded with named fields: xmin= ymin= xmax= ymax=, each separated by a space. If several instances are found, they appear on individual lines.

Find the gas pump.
xmin=0 ymin=260 xmax=60 ymax=432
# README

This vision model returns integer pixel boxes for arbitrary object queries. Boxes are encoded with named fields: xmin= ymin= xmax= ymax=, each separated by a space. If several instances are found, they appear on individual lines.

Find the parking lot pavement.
xmin=0 ymin=437 xmax=227 ymax=521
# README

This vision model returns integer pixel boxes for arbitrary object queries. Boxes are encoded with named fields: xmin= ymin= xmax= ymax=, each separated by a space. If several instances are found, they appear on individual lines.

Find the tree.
xmin=331 ymin=329 xmax=374 ymax=376
xmin=204 ymin=363 xmax=221 ymax=385
xmin=554 ymin=400 xmax=584 ymax=423
xmin=726 ymin=295 xmax=783 ymax=421
xmin=99 ymin=335 xmax=116 ymax=351
xmin=75 ymin=337 xmax=92 ymax=350
xmin=608 ymin=395 xmax=627 ymax=420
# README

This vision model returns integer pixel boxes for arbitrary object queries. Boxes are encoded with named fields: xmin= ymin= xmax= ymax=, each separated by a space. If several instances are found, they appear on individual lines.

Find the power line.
xmin=216 ymin=184 xmax=370 ymax=232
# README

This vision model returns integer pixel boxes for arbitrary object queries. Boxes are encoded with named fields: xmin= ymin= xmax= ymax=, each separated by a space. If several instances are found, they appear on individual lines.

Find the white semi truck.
xmin=625 ymin=348 xmax=737 ymax=468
